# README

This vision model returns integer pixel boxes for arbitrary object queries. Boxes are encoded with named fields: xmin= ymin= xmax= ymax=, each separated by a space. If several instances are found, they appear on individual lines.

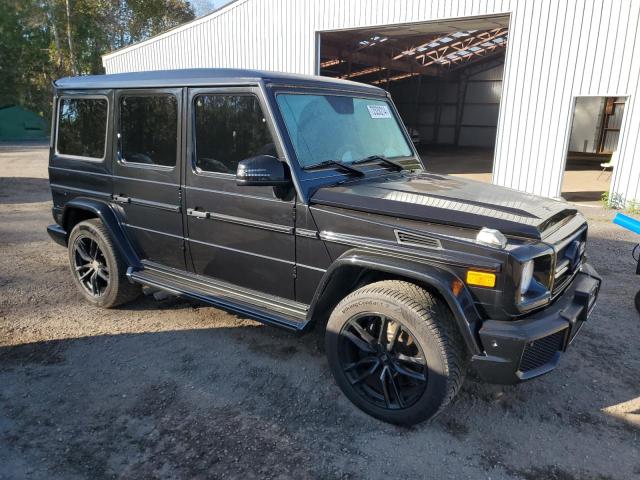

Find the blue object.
xmin=613 ymin=213 xmax=640 ymax=235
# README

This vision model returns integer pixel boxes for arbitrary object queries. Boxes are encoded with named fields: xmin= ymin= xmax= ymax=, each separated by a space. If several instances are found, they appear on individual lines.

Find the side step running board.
xmin=128 ymin=266 xmax=309 ymax=332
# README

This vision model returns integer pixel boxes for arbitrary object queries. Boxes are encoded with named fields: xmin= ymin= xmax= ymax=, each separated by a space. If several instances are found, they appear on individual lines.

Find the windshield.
xmin=276 ymin=93 xmax=413 ymax=168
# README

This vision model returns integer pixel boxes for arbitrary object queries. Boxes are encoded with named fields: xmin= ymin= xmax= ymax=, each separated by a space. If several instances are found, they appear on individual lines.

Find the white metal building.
xmin=102 ymin=0 xmax=640 ymax=204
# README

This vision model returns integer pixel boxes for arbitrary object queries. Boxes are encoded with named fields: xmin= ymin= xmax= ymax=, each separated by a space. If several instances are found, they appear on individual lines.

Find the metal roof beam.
xmin=419 ymin=29 xmax=508 ymax=67
xmin=321 ymin=42 xmax=416 ymax=74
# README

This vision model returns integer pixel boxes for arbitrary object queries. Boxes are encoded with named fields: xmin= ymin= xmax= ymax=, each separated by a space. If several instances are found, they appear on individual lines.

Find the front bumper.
xmin=471 ymin=262 xmax=601 ymax=385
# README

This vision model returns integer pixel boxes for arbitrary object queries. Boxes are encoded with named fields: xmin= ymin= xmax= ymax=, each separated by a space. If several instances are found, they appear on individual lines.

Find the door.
xmin=597 ymin=97 xmax=626 ymax=153
xmin=184 ymin=87 xmax=296 ymax=300
xmin=112 ymin=88 xmax=186 ymax=270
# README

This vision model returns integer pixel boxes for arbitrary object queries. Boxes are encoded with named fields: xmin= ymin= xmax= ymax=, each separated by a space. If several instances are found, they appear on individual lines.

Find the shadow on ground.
xmin=562 ymin=191 xmax=605 ymax=202
xmin=1 ymin=309 xmax=638 ymax=479
xmin=0 ymin=177 xmax=52 ymax=204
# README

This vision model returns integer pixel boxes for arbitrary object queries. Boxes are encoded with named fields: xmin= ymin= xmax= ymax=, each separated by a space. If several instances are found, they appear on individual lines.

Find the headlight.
xmin=514 ymin=254 xmax=553 ymax=311
xmin=519 ymin=260 xmax=534 ymax=295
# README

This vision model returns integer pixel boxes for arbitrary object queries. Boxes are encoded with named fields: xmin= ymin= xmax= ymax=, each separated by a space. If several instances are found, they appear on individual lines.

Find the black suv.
xmin=47 ymin=69 xmax=601 ymax=425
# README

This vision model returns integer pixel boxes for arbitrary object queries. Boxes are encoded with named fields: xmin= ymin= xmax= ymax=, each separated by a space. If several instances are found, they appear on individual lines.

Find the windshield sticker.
xmin=367 ymin=104 xmax=392 ymax=119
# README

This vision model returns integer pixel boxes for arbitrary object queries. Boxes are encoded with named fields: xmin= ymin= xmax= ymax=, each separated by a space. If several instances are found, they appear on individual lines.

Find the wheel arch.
xmin=62 ymin=198 xmax=141 ymax=269
xmin=306 ymin=249 xmax=483 ymax=355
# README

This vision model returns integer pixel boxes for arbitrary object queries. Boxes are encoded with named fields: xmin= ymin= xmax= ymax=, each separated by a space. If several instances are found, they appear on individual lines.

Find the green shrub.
xmin=601 ymin=191 xmax=626 ymax=209
xmin=627 ymin=199 xmax=640 ymax=215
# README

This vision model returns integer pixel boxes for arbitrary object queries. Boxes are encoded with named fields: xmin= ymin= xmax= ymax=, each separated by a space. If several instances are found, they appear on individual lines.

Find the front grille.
xmin=519 ymin=329 xmax=566 ymax=372
xmin=552 ymin=229 xmax=587 ymax=295
xmin=553 ymin=260 xmax=573 ymax=294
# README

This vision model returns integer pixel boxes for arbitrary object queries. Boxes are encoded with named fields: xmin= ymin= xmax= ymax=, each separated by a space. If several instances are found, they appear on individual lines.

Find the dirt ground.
xmin=1 ymin=143 xmax=639 ymax=480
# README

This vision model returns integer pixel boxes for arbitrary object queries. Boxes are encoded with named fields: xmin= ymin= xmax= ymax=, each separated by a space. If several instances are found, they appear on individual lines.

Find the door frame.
xmin=182 ymin=84 xmax=298 ymax=299
xmin=111 ymin=87 xmax=187 ymax=269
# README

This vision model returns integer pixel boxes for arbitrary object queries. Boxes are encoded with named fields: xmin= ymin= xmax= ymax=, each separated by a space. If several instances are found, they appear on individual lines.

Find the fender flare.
xmin=62 ymin=197 xmax=141 ymax=269
xmin=307 ymin=249 xmax=483 ymax=355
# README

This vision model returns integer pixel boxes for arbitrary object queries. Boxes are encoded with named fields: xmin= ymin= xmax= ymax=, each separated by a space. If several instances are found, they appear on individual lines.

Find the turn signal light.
xmin=466 ymin=270 xmax=496 ymax=288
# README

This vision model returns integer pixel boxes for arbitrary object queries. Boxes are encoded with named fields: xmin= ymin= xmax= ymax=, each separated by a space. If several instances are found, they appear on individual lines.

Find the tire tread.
xmin=69 ymin=219 xmax=140 ymax=308
xmin=335 ymin=280 xmax=467 ymax=420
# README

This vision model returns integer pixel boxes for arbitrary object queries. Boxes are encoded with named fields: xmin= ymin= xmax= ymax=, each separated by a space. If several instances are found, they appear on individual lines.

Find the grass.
xmin=601 ymin=191 xmax=638 ymax=214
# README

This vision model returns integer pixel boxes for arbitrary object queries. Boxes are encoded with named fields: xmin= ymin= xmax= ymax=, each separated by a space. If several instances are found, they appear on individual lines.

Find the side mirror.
xmin=236 ymin=155 xmax=292 ymax=187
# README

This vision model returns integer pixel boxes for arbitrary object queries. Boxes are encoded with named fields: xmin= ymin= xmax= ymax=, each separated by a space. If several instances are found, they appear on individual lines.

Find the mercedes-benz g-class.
xmin=47 ymin=69 xmax=601 ymax=425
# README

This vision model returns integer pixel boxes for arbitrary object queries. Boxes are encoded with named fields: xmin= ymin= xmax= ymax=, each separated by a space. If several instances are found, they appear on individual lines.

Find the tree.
xmin=0 ymin=1 xmax=52 ymax=115
xmin=0 ymin=0 xmax=196 ymax=121
xmin=64 ymin=0 xmax=77 ymax=74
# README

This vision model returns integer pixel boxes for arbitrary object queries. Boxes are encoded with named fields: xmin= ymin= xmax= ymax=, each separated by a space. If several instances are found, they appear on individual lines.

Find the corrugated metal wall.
xmin=460 ymin=64 xmax=503 ymax=147
xmin=390 ymin=64 xmax=503 ymax=147
xmin=103 ymin=0 xmax=640 ymax=203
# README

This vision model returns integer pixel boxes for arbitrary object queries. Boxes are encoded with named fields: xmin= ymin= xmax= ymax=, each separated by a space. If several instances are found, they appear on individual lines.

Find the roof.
xmin=54 ymin=68 xmax=384 ymax=93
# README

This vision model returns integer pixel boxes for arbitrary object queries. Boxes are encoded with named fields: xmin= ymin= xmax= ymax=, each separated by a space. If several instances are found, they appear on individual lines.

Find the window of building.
xmin=194 ymin=94 xmax=276 ymax=174
xmin=119 ymin=94 xmax=178 ymax=167
xmin=57 ymin=97 xmax=108 ymax=159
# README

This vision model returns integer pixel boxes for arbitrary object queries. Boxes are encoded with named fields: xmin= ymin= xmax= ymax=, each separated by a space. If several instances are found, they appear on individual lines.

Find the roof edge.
xmin=102 ymin=0 xmax=249 ymax=62
xmin=53 ymin=68 xmax=385 ymax=93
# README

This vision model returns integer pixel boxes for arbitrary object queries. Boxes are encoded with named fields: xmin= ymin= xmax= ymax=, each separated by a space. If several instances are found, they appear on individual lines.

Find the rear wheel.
xmin=325 ymin=280 xmax=467 ymax=425
xmin=68 ymin=219 xmax=140 ymax=308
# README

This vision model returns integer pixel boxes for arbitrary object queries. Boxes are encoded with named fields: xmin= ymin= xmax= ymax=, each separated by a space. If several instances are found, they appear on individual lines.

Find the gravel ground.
xmin=1 ymin=143 xmax=639 ymax=480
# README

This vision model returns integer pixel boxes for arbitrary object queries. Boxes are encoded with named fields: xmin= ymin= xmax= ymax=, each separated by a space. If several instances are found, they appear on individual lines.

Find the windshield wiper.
xmin=353 ymin=154 xmax=404 ymax=171
xmin=304 ymin=159 xmax=365 ymax=177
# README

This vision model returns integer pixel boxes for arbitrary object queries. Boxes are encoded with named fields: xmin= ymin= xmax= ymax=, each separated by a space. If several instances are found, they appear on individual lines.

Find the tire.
xmin=325 ymin=280 xmax=467 ymax=425
xmin=67 ymin=218 xmax=141 ymax=308
xmin=635 ymin=290 xmax=640 ymax=315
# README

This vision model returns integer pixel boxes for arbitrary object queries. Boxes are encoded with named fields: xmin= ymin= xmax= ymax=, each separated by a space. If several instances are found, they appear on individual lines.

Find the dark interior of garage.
xmin=319 ymin=16 xmax=509 ymax=182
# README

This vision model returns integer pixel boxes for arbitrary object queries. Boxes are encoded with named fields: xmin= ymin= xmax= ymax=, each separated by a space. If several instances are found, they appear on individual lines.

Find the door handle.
xmin=113 ymin=194 xmax=130 ymax=203
xmin=187 ymin=208 xmax=209 ymax=219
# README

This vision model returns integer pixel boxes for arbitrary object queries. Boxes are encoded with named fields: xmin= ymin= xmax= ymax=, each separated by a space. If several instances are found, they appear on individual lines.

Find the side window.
xmin=57 ymin=97 xmax=108 ymax=159
xmin=194 ymin=94 xmax=276 ymax=174
xmin=119 ymin=94 xmax=178 ymax=167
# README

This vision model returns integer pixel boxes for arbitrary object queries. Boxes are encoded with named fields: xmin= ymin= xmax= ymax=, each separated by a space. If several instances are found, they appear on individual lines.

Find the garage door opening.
xmin=561 ymin=96 xmax=626 ymax=204
xmin=318 ymin=15 xmax=509 ymax=182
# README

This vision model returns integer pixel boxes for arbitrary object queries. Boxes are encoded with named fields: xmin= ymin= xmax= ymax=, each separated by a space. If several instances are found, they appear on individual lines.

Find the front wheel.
xmin=325 ymin=281 xmax=467 ymax=425
xmin=67 ymin=219 xmax=140 ymax=308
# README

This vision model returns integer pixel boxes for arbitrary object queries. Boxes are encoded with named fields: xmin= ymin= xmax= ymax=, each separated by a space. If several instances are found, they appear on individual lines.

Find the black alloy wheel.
xmin=338 ymin=313 xmax=428 ymax=410
xmin=67 ymin=218 xmax=140 ymax=308
xmin=72 ymin=236 xmax=110 ymax=297
xmin=325 ymin=280 xmax=467 ymax=425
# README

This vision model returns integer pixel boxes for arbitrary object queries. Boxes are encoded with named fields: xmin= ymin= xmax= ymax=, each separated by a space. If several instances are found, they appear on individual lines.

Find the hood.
xmin=310 ymin=172 xmax=577 ymax=239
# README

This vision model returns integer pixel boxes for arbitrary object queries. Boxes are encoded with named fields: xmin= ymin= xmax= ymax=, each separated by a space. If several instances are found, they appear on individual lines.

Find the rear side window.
xmin=57 ymin=97 xmax=108 ymax=159
xmin=119 ymin=95 xmax=178 ymax=167
xmin=194 ymin=94 xmax=276 ymax=174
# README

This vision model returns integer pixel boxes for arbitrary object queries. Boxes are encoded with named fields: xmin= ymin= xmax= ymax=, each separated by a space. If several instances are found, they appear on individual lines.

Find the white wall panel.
xmin=103 ymin=0 xmax=640 ymax=203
